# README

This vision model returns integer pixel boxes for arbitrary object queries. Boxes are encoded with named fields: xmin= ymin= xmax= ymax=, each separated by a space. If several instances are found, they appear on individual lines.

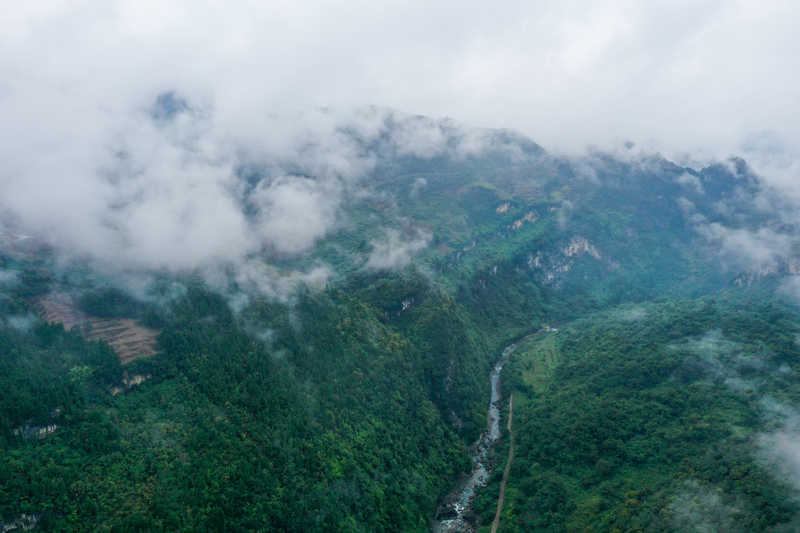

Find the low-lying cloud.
xmin=0 ymin=91 xmax=524 ymax=297
xmin=677 ymin=330 xmax=800 ymax=521
xmin=669 ymin=480 xmax=747 ymax=533
xmin=366 ymin=227 xmax=433 ymax=270
xmin=666 ymin=158 xmax=800 ymax=278
xmin=4 ymin=0 xmax=800 ymax=299
xmin=252 ymin=176 xmax=340 ymax=255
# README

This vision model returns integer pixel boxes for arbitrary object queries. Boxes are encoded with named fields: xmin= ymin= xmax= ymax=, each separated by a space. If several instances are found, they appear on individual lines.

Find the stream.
xmin=431 ymin=342 xmax=520 ymax=533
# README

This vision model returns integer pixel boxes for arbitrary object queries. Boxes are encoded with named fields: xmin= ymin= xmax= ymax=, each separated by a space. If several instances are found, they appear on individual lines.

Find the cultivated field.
xmin=35 ymin=293 xmax=159 ymax=364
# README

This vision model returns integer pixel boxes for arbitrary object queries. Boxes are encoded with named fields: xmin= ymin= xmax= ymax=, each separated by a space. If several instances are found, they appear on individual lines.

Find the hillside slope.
xmin=2 ymin=123 xmax=800 ymax=532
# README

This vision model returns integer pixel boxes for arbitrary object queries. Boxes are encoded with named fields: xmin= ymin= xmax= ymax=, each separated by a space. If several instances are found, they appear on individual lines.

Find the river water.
xmin=431 ymin=342 xmax=520 ymax=533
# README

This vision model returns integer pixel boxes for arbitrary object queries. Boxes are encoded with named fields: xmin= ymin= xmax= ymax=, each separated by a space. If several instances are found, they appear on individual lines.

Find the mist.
xmin=3 ymin=0 xmax=800 ymax=293
xmin=5 ymin=0 xmax=799 ymax=155
xmin=0 ymin=92 xmax=524 ymax=298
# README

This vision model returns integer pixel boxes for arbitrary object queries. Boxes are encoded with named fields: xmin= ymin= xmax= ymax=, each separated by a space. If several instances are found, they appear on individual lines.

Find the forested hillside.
xmin=2 ymin=122 xmax=800 ymax=532
xmin=477 ymin=286 xmax=800 ymax=532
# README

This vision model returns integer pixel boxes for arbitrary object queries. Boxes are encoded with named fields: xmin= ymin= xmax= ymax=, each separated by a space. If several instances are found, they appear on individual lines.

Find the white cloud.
xmin=755 ymin=398 xmax=800 ymax=508
xmin=230 ymin=261 xmax=331 ymax=303
xmin=670 ymin=480 xmax=746 ymax=533
xmin=4 ymin=1 xmax=800 ymax=155
xmin=366 ymin=228 xmax=432 ymax=270
xmin=2 ymin=0 xmax=800 ymax=288
xmin=409 ymin=177 xmax=427 ymax=199
xmin=615 ymin=306 xmax=647 ymax=322
xmin=696 ymin=224 xmax=793 ymax=271
xmin=677 ymin=172 xmax=705 ymax=195
xmin=252 ymin=176 xmax=340 ymax=255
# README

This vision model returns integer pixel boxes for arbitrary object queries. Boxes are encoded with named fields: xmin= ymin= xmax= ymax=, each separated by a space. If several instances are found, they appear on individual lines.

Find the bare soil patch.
xmin=35 ymin=293 xmax=159 ymax=364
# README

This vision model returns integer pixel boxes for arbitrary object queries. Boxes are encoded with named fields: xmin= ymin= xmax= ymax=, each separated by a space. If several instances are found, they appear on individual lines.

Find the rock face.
xmin=526 ymin=235 xmax=619 ymax=288
xmin=732 ymin=256 xmax=800 ymax=286
xmin=35 ymin=293 xmax=159 ymax=364
xmin=110 ymin=372 xmax=153 ymax=395
xmin=562 ymin=236 xmax=602 ymax=260
xmin=1 ymin=513 xmax=41 ymax=531
xmin=12 ymin=423 xmax=58 ymax=439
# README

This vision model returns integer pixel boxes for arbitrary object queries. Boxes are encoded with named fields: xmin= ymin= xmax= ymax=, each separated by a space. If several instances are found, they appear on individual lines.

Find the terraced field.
xmin=35 ymin=293 xmax=159 ymax=364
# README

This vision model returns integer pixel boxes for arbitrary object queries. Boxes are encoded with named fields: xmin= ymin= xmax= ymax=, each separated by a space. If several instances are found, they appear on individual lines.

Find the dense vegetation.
xmin=1 ymin=282 xmax=483 ymax=532
xmin=475 ymin=286 xmax=800 ymax=532
xmin=2 ymin=130 xmax=800 ymax=532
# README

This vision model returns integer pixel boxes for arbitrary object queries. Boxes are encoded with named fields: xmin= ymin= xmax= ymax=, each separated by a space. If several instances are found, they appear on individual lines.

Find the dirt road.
xmin=491 ymin=393 xmax=515 ymax=533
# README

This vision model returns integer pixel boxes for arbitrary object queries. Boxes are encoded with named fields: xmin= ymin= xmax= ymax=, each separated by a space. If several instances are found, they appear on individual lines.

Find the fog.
xmin=2 ymin=0 xmax=800 ymax=283
xmin=4 ymin=0 xmax=794 ymax=158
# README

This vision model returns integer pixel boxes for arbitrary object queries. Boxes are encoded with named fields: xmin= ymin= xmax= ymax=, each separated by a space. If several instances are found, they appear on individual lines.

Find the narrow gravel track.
xmin=491 ymin=392 xmax=515 ymax=533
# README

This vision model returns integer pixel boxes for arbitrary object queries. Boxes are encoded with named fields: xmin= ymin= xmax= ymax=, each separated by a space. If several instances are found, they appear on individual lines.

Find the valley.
xmin=1 ymin=123 xmax=799 ymax=532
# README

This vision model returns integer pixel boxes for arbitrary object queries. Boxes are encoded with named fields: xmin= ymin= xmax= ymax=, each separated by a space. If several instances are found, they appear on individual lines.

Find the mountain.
xmin=2 ymin=116 xmax=800 ymax=532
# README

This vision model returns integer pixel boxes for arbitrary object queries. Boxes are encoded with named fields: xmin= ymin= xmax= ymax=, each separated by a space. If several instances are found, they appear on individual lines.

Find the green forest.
xmin=2 ymin=134 xmax=800 ymax=533
xmin=475 ymin=286 xmax=800 ymax=532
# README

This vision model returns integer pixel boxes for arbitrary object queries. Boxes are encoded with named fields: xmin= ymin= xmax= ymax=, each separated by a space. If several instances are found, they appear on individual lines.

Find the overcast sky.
xmin=1 ymin=0 xmax=799 ymax=275
xmin=4 ymin=0 xmax=799 ymax=154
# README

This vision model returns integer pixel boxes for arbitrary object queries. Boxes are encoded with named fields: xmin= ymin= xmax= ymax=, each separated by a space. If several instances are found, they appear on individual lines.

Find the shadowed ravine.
xmin=432 ymin=327 xmax=547 ymax=533
xmin=431 ymin=343 xmax=514 ymax=532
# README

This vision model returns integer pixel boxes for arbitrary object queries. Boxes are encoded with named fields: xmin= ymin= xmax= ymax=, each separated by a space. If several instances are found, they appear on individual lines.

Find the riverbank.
xmin=490 ymin=392 xmax=514 ymax=533
xmin=432 ymin=342 xmax=518 ymax=533
xmin=432 ymin=326 xmax=555 ymax=533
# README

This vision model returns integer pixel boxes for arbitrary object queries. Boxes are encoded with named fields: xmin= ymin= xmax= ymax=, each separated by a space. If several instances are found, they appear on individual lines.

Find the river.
xmin=431 ymin=342 xmax=520 ymax=533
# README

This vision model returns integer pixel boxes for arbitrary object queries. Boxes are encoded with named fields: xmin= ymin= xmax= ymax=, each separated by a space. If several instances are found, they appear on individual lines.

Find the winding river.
xmin=431 ymin=342 xmax=520 ymax=533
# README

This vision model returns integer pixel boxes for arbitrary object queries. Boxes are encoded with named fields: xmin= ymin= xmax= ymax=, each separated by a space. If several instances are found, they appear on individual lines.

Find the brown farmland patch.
xmin=35 ymin=293 xmax=159 ymax=364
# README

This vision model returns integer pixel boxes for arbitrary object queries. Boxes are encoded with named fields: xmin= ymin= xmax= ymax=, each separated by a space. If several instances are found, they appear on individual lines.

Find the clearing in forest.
xmin=516 ymin=333 xmax=559 ymax=394
xmin=34 ymin=293 xmax=159 ymax=364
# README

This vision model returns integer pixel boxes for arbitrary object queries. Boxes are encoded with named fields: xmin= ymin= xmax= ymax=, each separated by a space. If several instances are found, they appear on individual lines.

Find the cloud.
xmin=251 ymin=176 xmax=340 ymax=255
xmin=758 ymin=429 xmax=800 ymax=494
xmin=670 ymin=157 xmax=800 ymax=276
xmin=674 ymin=331 xmax=800 ymax=514
xmin=696 ymin=224 xmax=793 ymax=272
xmin=740 ymin=132 xmax=800 ymax=201
xmin=3 ymin=0 xmax=800 ymax=297
xmin=409 ymin=177 xmax=427 ymax=199
xmin=677 ymin=172 xmax=705 ymax=195
xmin=669 ymin=480 xmax=747 ymax=533
xmin=6 ymin=314 xmax=37 ymax=332
xmin=672 ymin=333 xmax=800 ymax=525
xmin=4 ymin=1 xmax=800 ymax=156
xmin=756 ymin=399 xmax=800 ymax=506
xmin=674 ymin=329 xmax=781 ymax=395
xmin=0 ymin=89 xmax=509 ymax=288
xmin=558 ymin=200 xmax=574 ymax=231
xmin=228 ymin=262 xmax=331 ymax=306
xmin=614 ymin=306 xmax=647 ymax=322
xmin=0 ymin=270 xmax=19 ymax=286
xmin=366 ymin=228 xmax=432 ymax=270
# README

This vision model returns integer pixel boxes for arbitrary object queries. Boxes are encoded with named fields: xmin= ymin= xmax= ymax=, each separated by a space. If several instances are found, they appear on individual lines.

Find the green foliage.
xmin=484 ymin=292 xmax=800 ymax=532
xmin=78 ymin=288 xmax=144 ymax=318
xmin=0 ymin=142 xmax=798 ymax=533
xmin=0 ymin=322 xmax=122 ymax=440
xmin=1 ymin=283 xmax=473 ymax=531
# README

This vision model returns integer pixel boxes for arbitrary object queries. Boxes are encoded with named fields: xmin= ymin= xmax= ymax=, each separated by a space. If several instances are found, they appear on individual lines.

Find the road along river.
xmin=431 ymin=327 xmax=556 ymax=532
xmin=430 ymin=328 xmax=538 ymax=532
